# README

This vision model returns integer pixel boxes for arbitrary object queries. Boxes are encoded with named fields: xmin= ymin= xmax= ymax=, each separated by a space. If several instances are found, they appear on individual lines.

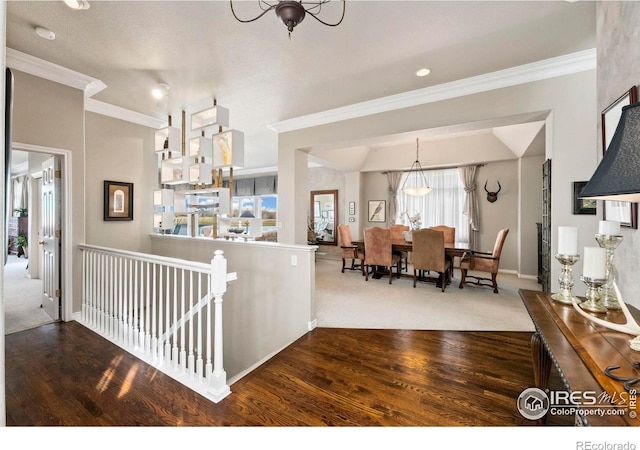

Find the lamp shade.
xmin=580 ymin=102 xmax=640 ymax=202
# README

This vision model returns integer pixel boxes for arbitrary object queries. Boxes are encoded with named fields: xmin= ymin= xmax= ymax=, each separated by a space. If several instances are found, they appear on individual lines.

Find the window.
xmin=397 ymin=168 xmax=468 ymax=244
xmin=232 ymin=194 xmax=278 ymax=232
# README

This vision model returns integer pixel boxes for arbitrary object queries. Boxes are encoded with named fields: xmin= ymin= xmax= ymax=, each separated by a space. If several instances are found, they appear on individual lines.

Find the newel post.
xmin=207 ymin=250 xmax=234 ymax=401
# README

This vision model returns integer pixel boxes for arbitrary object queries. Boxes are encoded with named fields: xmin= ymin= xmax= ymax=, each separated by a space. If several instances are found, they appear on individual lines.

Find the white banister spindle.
xmin=133 ymin=259 xmax=138 ymax=347
xmin=196 ymin=272 xmax=203 ymax=380
xmin=119 ymin=256 xmax=124 ymax=343
xmin=152 ymin=262 xmax=158 ymax=359
xmin=158 ymin=264 xmax=164 ymax=362
xmin=107 ymin=254 xmax=112 ymax=337
xmin=180 ymin=268 xmax=186 ymax=372
xmin=172 ymin=267 xmax=178 ymax=368
xmin=99 ymin=252 xmax=105 ymax=332
xmin=205 ymin=272 xmax=212 ymax=380
xmin=164 ymin=266 xmax=171 ymax=361
xmin=188 ymin=271 xmax=194 ymax=378
xmin=78 ymin=245 xmax=233 ymax=403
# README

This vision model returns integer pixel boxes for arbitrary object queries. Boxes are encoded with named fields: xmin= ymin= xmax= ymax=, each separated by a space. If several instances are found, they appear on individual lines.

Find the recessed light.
xmin=152 ymin=83 xmax=170 ymax=99
xmin=35 ymin=26 xmax=56 ymax=41
xmin=64 ymin=0 xmax=91 ymax=10
xmin=416 ymin=68 xmax=431 ymax=77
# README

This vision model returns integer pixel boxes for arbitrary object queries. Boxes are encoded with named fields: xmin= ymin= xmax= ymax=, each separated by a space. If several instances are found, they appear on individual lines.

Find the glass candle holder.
xmin=595 ymin=234 xmax=623 ymax=310
xmin=551 ymin=253 xmax=580 ymax=304
xmin=579 ymin=275 xmax=608 ymax=313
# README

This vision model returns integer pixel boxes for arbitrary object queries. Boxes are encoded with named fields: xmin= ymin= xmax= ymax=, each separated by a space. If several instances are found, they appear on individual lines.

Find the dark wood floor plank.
xmin=5 ymin=321 xmax=564 ymax=426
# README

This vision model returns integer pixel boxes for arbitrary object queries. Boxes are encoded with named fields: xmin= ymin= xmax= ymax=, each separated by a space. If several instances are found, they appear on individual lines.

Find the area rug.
xmin=315 ymin=256 xmax=537 ymax=331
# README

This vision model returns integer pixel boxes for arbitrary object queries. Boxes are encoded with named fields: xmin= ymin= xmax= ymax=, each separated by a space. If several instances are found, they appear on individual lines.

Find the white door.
xmin=41 ymin=156 xmax=61 ymax=320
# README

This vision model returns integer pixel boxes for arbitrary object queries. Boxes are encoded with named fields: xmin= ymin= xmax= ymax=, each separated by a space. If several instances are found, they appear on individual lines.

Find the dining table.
xmin=353 ymin=239 xmax=470 ymax=280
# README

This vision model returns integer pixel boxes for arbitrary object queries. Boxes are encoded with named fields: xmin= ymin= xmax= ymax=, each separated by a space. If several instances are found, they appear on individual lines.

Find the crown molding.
xmin=85 ymin=99 xmax=165 ymax=129
xmin=268 ymin=48 xmax=596 ymax=134
xmin=6 ymin=48 xmax=107 ymax=97
xmin=7 ymin=48 xmax=163 ymax=128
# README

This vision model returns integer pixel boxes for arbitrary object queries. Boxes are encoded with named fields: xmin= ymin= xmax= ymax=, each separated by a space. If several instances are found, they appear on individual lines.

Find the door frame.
xmin=12 ymin=142 xmax=73 ymax=322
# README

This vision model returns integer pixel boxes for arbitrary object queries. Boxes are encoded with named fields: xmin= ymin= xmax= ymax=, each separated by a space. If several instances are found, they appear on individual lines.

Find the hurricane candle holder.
xmin=579 ymin=275 xmax=608 ymax=313
xmin=595 ymin=234 xmax=623 ymax=310
xmin=551 ymin=253 xmax=580 ymax=304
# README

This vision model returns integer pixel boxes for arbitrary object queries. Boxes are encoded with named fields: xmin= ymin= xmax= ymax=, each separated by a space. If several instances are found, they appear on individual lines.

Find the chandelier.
xmin=230 ymin=1 xmax=346 ymax=35
xmin=401 ymin=139 xmax=432 ymax=196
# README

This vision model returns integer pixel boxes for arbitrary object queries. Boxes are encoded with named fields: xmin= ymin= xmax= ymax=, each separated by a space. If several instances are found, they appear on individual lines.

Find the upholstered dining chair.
xmin=412 ymin=228 xmax=452 ymax=292
xmin=363 ymin=227 xmax=401 ymax=284
xmin=429 ymin=225 xmax=456 ymax=278
xmin=338 ymin=224 xmax=364 ymax=274
xmin=458 ymin=228 xmax=509 ymax=293
xmin=429 ymin=225 xmax=455 ymax=245
xmin=389 ymin=224 xmax=410 ymax=271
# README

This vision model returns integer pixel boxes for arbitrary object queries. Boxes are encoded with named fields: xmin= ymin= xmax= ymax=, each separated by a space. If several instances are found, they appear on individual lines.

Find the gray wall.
xmin=597 ymin=1 xmax=640 ymax=309
xmin=278 ymin=69 xmax=598 ymax=290
xmin=85 ymin=112 xmax=157 ymax=252
xmin=11 ymin=70 xmax=85 ymax=317
xmin=150 ymin=235 xmax=315 ymax=381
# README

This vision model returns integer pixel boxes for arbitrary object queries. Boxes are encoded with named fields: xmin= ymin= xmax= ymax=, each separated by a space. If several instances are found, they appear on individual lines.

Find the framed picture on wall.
xmin=601 ymin=86 xmax=638 ymax=228
xmin=104 ymin=180 xmax=134 ymax=221
xmin=368 ymin=200 xmax=386 ymax=222
xmin=572 ymin=181 xmax=596 ymax=215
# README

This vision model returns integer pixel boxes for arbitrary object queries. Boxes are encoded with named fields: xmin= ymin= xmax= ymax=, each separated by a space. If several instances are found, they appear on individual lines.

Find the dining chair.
xmin=389 ymin=224 xmax=410 ymax=271
xmin=363 ymin=227 xmax=401 ymax=284
xmin=412 ymin=228 xmax=452 ymax=292
xmin=430 ymin=225 xmax=456 ymax=278
xmin=338 ymin=224 xmax=364 ymax=274
xmin=429 ymin=225 xmax=455 ymax=244
xmin=458 ymin=228 xmax=509 ymax=293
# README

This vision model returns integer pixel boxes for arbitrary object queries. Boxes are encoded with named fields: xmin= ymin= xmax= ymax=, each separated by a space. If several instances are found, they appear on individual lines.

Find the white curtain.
xmin=397 ymin=168 xmax=469 ymax=244
xmin=458 ymin=165 xmax=480 ymax=250
xmin=387 ymin=172 xmax=403 ymax=224
xmin=11 ymin=175 xmax=29 ymax=216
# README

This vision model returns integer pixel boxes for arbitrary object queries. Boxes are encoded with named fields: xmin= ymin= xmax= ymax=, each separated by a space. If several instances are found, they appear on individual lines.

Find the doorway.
xmin=4 ymin=144 xmax=68 ymax=334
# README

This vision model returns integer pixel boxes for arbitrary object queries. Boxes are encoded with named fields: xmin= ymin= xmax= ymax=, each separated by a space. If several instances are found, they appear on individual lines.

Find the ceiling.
xmin=6 ymin=1 xmax=597 ymax=174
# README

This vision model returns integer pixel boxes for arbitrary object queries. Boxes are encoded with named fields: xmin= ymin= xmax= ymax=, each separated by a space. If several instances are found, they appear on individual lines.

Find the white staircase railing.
xmin=78 ymin=244 xmax=236 ymax=402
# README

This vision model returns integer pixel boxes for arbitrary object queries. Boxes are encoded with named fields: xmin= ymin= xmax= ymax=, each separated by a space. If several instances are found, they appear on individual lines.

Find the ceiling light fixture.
xmin=35 ymin=26 xmax=56 ymax=41
xmin=401 ymin=139 xmax=432 ymax=196
xmin=416 ymin=68 xmax=431 ymax=77
xmin=64 ymin=0 xmax=90 ymax=10
xmin=152 ymin=83 xmax=170 ymax=100
xmin=230 ymin=0 xmax=346 ymax=36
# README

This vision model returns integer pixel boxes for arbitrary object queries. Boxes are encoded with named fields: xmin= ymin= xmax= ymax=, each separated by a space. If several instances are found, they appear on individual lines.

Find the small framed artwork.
xmin=368 ymin=200 xmax=386 ymax=222
xmin=349 ymin=201 xmax=355 ymax=215
xmin=572 ymin=181 xmax=596 ymax=215
xmin=104 ymin=180 xmax=134 ymax=221
xmin=601 ymin=86 xmax=638 ymax=228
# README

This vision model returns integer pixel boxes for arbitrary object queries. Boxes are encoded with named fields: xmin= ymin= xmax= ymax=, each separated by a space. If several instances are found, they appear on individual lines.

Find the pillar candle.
xmin=583 ymin=247 xmax=606 ymax=279
xmin=598 ymin=220 xmax=621 ymax=236
xmin=558 ymin=226 xmax=578 ymax=255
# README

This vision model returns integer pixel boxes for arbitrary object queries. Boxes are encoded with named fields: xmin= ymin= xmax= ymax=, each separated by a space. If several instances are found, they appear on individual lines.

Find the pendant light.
xmin=401 ymin=138 xmax=432 ymax=196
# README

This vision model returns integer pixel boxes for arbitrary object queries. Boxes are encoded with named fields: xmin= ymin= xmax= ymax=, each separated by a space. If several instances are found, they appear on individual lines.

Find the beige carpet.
xmin=3 ymin=254 xmax=53 ymax=334
xmin=315 ymin=255 xmax=538 ymax=331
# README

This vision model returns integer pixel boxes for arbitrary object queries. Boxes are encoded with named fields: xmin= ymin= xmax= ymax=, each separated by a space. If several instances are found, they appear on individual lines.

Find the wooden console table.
xmin=519 ymin=289 xmax=640 ymax=426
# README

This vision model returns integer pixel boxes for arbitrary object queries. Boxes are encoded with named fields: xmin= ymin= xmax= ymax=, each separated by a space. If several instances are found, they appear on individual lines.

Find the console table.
xmin=519 ymin=289 xmax=640 ymax=426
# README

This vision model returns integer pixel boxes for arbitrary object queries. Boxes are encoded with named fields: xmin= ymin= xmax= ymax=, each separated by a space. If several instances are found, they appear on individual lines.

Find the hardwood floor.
xmin=5 ymin=321 xmax=567 ymax=427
